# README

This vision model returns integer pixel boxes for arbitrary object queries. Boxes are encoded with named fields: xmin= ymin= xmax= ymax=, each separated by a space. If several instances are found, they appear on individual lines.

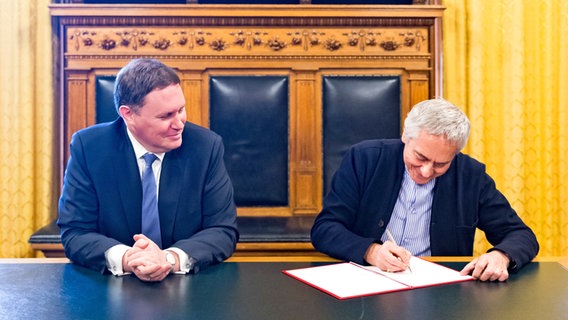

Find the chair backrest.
xmin=322 ymin=75 xmax=400 ymax=194
xmin=94 ymin=74 xmax=400 ymax=206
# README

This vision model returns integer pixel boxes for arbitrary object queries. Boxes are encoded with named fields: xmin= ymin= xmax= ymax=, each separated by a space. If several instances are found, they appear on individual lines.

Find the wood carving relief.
xmin=67 ymin=27 xmax=429 ymax=55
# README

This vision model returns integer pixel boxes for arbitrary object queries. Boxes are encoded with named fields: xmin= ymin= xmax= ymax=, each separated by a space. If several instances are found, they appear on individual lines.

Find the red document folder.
xmin=283 ymin=257 xmax=474 ymax=300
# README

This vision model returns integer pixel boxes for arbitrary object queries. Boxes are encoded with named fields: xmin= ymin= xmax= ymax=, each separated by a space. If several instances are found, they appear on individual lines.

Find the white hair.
xmin=403 ymin=99 xmax=470 ymax=151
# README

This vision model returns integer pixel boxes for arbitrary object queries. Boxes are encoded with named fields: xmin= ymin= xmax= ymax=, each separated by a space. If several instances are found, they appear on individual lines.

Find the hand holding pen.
xmin=364 ymin=228 xmax=413 ymax=273
xmin=385 ymin=229 xmax=413 ymax=273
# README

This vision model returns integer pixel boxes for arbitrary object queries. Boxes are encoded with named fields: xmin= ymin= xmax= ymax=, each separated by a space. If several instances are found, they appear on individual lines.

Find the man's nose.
xmin=420 ymin=163 xmax=434 ymax=178
xmin=172 ymin=114 xmax=184 ymax=129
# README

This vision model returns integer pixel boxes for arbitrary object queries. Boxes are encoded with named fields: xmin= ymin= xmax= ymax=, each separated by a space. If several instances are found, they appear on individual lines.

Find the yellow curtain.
xmin=0 ymin=0 xmax=54 ymax=257
xmin=1 ymin=0 xmax=566 ymax=259
xmin=443 ymin=0 xmax=568 ymax=257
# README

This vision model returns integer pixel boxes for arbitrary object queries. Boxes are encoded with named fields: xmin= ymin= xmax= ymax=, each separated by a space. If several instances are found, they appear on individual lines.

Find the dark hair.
xmin=114 ymin=58 xmax=180 ymax=113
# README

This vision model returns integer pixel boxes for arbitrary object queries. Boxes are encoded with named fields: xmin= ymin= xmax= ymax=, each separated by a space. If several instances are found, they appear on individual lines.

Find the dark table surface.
xmin=1 ymin=260 xmax=567 ymax=320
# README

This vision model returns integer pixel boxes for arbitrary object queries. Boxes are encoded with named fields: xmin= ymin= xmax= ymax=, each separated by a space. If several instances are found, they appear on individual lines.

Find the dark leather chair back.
xmin=95 ymin=76 xmax=119 ymax=123
xmin=94 ymin=74 xmax=401 ymax=205
xmin=210 ymin=76 xmax=289 ymax=206
xmin=322 ymin=76 xmax=401 ymax=194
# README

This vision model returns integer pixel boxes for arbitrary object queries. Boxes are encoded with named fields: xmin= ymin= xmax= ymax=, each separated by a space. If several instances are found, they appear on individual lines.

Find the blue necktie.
xmin=141 ymin=153 xmax=162 ymax=248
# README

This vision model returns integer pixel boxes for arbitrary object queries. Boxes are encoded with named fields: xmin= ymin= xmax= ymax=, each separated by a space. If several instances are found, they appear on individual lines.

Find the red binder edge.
xmin=282 ymin=267 xmax=413 ymax=300
xmin=282 ymin=260 xmax=474 ymax=300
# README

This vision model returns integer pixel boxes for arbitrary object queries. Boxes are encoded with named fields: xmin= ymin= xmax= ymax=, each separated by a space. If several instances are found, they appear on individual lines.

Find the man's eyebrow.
xmin=415 ymin=150 xmax=452 ymax=166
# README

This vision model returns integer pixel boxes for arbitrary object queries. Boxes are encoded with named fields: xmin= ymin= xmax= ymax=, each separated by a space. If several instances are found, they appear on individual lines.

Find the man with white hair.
xmin=311 ymin=98 xmax=539 ymax=282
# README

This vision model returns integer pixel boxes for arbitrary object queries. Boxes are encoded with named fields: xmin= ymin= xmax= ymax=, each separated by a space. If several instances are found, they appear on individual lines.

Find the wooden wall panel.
xmin=292 ymin=71 xmax=321 ymax=214
xmin=51 ymin=4 xmax=444 ymax=218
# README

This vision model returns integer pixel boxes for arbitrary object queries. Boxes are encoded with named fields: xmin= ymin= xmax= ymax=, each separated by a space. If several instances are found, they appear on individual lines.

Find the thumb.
xmin=133 ymin=234 xmax=150 ymax=248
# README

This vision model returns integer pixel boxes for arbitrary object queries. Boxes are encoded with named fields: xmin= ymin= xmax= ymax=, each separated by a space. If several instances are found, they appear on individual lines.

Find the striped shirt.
xmin=381 ymin=168 xmax=435 ymax=256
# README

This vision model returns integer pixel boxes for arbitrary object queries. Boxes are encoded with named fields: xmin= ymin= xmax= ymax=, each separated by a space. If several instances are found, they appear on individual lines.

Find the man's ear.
xmin=401 ymin=131 xmax=407 ymax=144
xmin=118 ymin=105 xmax=132 ymax=121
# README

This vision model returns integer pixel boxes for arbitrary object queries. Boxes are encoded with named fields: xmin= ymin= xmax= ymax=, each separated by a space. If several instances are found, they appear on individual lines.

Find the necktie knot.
xmin=142 ymin=153 xmax=158 ymax=168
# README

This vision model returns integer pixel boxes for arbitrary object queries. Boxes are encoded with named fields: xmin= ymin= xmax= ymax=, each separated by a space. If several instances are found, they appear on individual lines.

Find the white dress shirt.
xmin=105 ymin=128 xmax=191 ymax=275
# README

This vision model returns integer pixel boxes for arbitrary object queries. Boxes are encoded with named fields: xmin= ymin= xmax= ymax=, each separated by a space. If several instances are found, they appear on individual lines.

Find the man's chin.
xmin=161 ymin=138 xmax=182 ymax=152
xmin=169 ymin=139 xmax=183 ymax=150
xmin=410 ymin=175 xmax=433 ymax=185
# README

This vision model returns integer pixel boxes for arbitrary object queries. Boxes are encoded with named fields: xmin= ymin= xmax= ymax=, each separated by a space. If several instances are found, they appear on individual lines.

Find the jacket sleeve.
xmin=57 ymin=132 xmax=122 ymax=274
xmin=311 ymin=145 xmax=379 ymax=265
xmin=476 ymin=172 xmax=539 ymax=272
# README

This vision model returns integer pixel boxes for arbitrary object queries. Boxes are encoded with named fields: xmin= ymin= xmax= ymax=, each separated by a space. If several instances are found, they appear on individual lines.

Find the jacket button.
xmin=378 ymin=220 xmax=384 ymax=227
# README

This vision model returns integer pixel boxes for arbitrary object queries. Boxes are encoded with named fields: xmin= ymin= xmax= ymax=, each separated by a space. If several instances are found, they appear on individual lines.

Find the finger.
xmin=149 ymin=264 xmax=172 ymax=279
xmin=132 ymin=263 xmax=162 ymax=275
xmin=374 ymin=243 xmax=406 ymax=271
xmin=460 ymin=261 xmax=475 ymax=276
xmin=133 ymin=233 xmax=149 ymax=241
xmin=485 ymin=266 xmax=509 ymax=282
xmin=132 ymin=269 xmax=152 ymax=282
xmin=132 ymin=237 xmax=150 ymax=249
xmin=139 ymin=265 xmax=170 ymax=282
xmin=397 ymin=249 xmax=412 ymax=266
xmin=488 ymin=271 xmax=500 ymax=282
xmin=471 ymin=261 xmax=488 ymax=280
xmin=133 ymin=234 xmax=160 ymax=248
xmin=126 ymin=251 xmax=157 ymax=267
xmin=498 ymin=270 xmax=509 ymax=282
xmin=479 ymin=268 xmax=493 ymax=281
xmin=461 ymin=256 xmax=480 ymax=275
xmin=384 ymin=255 xmax=408 ymax=272
xmin=386 ymin=244 xmax=412 ymax=266
xmin=138 ymin=274 xmax=159 ymax=282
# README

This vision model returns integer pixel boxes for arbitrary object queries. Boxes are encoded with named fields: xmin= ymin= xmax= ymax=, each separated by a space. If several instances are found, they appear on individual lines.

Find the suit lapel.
xmin=112 ymin=121 xmax=143 ymax=237
xmin=158 ymin=148 xmax=186 ymax=247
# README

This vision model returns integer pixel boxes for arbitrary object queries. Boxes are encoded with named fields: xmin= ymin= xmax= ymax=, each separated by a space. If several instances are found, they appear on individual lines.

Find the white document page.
xmin=284 ymin=262 xmax=409 ymax=299
xmin=284 ymin=258 xmax=474 ymax=299
xmin=362 ymin=256 xmax=474 ymax=288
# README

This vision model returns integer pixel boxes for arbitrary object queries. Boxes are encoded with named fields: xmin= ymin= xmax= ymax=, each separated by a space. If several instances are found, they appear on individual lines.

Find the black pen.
xmin=385 ymin=228 xmax=413 ymax=273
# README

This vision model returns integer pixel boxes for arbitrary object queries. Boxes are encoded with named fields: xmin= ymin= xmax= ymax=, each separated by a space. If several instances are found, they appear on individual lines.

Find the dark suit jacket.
xmin=311 ymin=139 xmax=539 ymax=272
xmin=57 ymin=119 xmax=239 ymax=274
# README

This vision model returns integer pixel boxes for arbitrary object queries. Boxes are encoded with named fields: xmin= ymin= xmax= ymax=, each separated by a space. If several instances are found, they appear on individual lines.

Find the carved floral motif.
xmin=324 ymin=38 xmax=342 ymax=51
xmin=68 ymin=28 xmax=427 ymax=54
xmin=100 ymin=37 xmax=116 ymax=50
xmin=209 ymin=38 xmax=227 ymax=51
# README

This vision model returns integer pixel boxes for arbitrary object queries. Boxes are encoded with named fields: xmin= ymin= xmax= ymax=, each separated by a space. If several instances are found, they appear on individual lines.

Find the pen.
xmin=385 ymin=228 xmax=413 ymax=273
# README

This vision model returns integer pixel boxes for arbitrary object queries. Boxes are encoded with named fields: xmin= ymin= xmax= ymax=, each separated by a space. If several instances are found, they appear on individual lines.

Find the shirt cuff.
xmin=167 ymin=247 xmax=192 ymax=274
xmin=105 ymin=244 xmax=131 ymax=276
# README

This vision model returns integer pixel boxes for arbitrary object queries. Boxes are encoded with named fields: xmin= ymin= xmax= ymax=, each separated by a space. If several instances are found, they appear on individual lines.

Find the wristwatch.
xmin=165 ymin=251 xmax=176 ymax=272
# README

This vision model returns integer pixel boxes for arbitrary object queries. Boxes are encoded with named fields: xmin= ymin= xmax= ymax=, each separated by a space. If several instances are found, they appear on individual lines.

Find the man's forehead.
xmin=409 ymin=133 xmax=457 ymax=162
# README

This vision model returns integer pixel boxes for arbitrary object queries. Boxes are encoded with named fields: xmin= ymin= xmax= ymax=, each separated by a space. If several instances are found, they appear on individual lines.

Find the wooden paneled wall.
xmin=51 ymin=4 xmax=444 ymax=218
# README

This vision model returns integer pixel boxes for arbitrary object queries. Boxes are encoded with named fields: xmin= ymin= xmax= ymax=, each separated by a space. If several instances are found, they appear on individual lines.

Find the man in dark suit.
xmin=311 ymin=98 xmax=539 ymax=282
xmin=58 ymin=58 xmax=238 ymax=282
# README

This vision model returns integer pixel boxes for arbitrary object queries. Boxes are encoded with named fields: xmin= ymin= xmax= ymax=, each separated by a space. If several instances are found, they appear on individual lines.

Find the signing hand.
xmin=364 ymin=241 xmax=412 ymax=272
xmin=460 ymin=250 xmax=510 ymax=281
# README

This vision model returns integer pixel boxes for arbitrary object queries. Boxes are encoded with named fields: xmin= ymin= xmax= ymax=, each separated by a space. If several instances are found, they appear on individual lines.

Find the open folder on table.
xmin=283 ymin=257 xmax=474 ymax=299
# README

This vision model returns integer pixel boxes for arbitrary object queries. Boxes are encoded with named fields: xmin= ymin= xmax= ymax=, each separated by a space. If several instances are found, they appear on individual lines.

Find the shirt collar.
xmin=126 ymin=127 xmax=165 ymax=162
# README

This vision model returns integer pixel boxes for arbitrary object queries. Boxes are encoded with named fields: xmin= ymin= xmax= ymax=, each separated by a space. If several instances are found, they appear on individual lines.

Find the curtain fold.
xmin=0 ymin=0 xmax=54 ymax=257
xmin=443 ymin=0 xmax=568 ymax=257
